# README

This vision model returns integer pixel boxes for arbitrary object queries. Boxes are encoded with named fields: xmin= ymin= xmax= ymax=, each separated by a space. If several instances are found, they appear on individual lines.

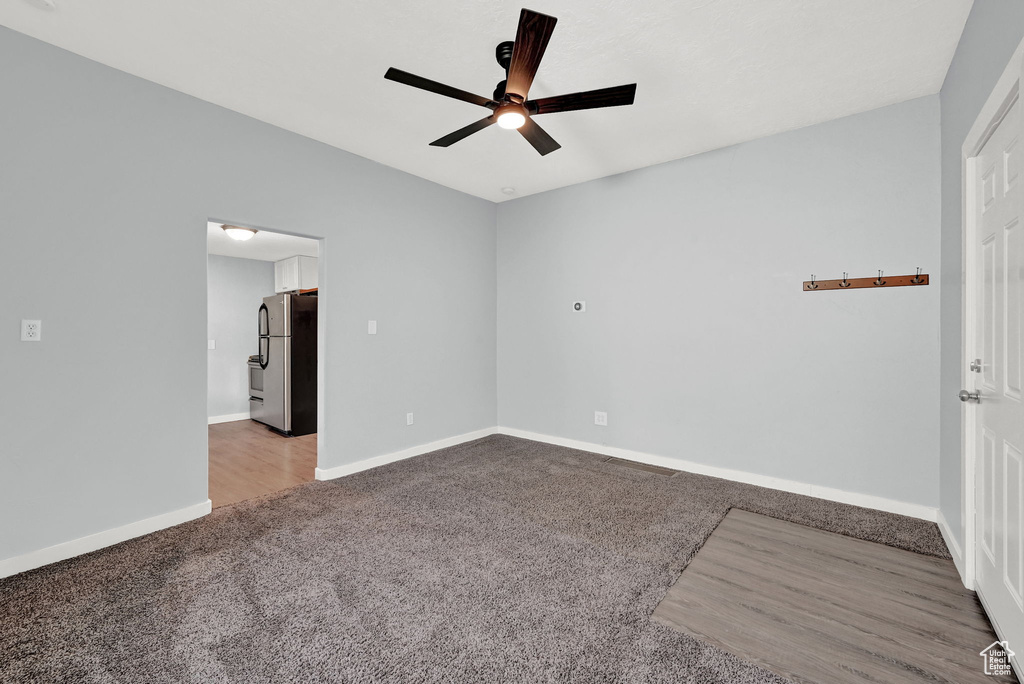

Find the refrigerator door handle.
xmin=258 ymin=303 xmax=269 ymax=370
xmin=259 ymin=302 xmax=269 ymax=335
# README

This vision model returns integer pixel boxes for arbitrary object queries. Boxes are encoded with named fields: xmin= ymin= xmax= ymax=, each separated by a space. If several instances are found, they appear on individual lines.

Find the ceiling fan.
xmin=384 ymin=8 xmax=637 ymax=156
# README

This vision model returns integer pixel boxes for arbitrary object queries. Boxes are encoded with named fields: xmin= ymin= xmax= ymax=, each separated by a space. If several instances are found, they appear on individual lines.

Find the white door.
xmin=970 ymin=92 xmax=1024 ymax=657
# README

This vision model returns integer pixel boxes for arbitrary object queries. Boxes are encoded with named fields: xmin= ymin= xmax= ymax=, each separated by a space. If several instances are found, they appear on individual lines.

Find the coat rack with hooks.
xmin=803 ymin=268 xmax=929 ymax=292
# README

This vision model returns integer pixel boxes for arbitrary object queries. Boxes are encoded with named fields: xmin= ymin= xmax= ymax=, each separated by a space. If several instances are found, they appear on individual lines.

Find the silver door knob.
xmin=970 ymin=359 xmax=982 ymax=373
xmin=959 ymin=390 xmax=981 ymax=402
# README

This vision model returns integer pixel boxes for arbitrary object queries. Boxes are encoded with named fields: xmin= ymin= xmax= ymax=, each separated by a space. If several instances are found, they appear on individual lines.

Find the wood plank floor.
xmin=208 ymin=420 xmax=316 ymax=509
xmin=652 ymin=508 xmax=1017 ymax=684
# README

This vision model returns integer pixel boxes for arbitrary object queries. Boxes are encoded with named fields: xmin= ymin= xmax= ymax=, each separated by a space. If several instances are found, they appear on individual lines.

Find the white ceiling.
xmin=207 ymin=222 xmax=318 ymax=262
xmin=2 ymin=0 xmax=972 ymax=203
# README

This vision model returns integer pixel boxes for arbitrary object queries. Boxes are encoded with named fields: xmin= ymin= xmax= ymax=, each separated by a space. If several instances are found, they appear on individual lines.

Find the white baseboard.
xmin=0 ymin=500 xmax=212 ymax=580
xmin=315 ymin=427 xmax=498 ymax=480
xmin=937 ymin=509 xmax=970 ymax=588
xmin=497 ymin=427 xmax=939 ymax=522
xmin=208 ymin=412 xmax=250 ymax=425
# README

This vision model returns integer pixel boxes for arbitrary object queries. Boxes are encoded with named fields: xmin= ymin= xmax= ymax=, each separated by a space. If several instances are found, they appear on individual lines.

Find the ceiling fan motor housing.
xmin=495 ymin=41 xmax=515 ymax=71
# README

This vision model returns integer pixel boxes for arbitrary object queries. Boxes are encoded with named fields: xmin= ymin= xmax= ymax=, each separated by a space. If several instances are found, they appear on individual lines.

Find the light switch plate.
xmin=208 ymin=339 xmax=216 ymax=350
xmin=21 ymin=320 xmax=41 ymax=342
xmin=368 ymin=320 xmax=377 ymax=335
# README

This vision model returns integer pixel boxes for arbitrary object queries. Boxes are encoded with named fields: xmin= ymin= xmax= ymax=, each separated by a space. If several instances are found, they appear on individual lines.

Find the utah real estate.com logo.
xmin=980 ymin=640 xmax=1014 ymax=677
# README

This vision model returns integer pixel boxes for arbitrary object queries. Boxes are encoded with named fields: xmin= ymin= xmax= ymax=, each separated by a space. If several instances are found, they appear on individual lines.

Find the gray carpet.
xmin=0 ymin=435 xmax=949 ymax=683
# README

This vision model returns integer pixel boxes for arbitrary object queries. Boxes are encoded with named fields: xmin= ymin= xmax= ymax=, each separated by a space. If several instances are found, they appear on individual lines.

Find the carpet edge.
xmin=315 ymin=427 xmax=500 ymax=480
xmin=497 ymin=427 xmax=939 ymax=523
xmin=0 ymin=499 xmax=212 ymax=579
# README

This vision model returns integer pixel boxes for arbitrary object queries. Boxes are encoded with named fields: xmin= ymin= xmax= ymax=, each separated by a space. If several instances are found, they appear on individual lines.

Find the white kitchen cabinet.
xmin=274 ymin=258 xmax=298 ymax=293
xmin=274 ymin=256 xmax=317 ymax=293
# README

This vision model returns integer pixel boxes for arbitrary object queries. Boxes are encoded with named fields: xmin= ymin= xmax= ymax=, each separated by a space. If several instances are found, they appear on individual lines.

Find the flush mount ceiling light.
xmin=222 ymin=224 xmax=257 ymax=241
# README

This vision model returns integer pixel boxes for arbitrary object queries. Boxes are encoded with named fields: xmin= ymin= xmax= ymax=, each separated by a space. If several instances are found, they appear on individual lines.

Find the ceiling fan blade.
xmin=429 ymin=116 xmax=496 ymax=147
xmin=518 ymin=117 xmax=561 ymax=156
xmin=528 ymin=83 xmax=637 ymax=115
xmin=385 ymin=67 xmax=495 ymax=108
xmin=505 ymin=9 xmax=557 ymax=102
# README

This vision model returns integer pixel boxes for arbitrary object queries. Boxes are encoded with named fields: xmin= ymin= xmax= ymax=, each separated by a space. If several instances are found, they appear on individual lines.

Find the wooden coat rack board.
xmin=803 ymin=270 xmax=929 ymax=292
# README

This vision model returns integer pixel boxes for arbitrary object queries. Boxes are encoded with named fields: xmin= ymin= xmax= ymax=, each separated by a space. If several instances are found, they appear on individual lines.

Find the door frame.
xmin=961 ymin=36 xmax=1024 ymax=598
xmin=205 ymin=217 xmax=328 ymax=470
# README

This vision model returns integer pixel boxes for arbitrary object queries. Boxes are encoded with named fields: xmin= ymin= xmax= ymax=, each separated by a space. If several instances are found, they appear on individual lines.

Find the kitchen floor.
xmin=208 ymin=419 xmax=316 ymax=508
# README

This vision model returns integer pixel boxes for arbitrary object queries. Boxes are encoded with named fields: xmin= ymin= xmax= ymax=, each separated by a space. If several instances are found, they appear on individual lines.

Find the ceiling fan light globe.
xmin=495 ymin=104 xmax=527 ymax=129
xmin=497 ymin=112 xmax=526 ymax=129
xmin=222 ymin=225 xmax=257 ymax=241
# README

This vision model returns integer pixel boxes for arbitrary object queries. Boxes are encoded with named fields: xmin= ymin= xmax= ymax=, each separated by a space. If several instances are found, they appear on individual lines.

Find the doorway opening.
xmin=206 ymin=220 xmax=322 ymax=508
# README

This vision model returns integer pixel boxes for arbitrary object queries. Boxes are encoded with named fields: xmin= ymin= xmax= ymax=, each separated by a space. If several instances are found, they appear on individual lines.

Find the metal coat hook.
xmin=874 ymin=270 xmax=886 ymax=286
xmin=911 ymin=267 xmax=925 ymax=285
xmin=839 ymin=272 xmax=851 ymax=288
xmin=807 ymin=274 xmax=818 ymax=290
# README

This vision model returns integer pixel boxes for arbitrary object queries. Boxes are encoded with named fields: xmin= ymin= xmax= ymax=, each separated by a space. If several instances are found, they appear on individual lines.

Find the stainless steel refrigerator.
xmin=249 ymin=293 xmax=317 ymax=436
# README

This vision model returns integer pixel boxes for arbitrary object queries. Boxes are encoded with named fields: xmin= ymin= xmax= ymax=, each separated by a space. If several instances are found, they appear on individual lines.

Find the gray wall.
xmin=0 ymin=28 xmax=496 ymax=563
xmin=497 ymin=96 xmax=941 ymax=507
xmin=938 ymin=3 xmax=1024 ymax=548
xmin=207 ymin=255 xmax=275 ymax=419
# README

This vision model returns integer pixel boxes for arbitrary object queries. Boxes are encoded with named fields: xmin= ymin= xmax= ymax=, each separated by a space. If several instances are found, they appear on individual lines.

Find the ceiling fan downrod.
xmin=493 ymin=41 xmax=514 ymax=100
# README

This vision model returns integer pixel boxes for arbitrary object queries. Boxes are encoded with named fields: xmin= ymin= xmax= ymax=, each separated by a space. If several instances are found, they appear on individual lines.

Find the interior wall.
xmin=497 ymin=96 xmax=941 ymax=508
xmin=938 ymin=2 xmax=1024 ymax=551
xmin=206 ymin=255 xmax=275 ymax=419
xmin=0 ymin=27 xmax=497 ymax=564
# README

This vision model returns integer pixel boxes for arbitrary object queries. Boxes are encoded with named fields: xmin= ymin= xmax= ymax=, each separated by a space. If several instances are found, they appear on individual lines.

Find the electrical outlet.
xmin=594 ymin=411 xmax=607 ymax=426
xmin=368 ymin=320 xmax=377 ymax=335
xmin=21 ymin=320 xmax=41 ymax=342
xmin=407 ymin=412 xmax=414 ymax=426
xmin=572 ymin=301 xmax=586 ymax=312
